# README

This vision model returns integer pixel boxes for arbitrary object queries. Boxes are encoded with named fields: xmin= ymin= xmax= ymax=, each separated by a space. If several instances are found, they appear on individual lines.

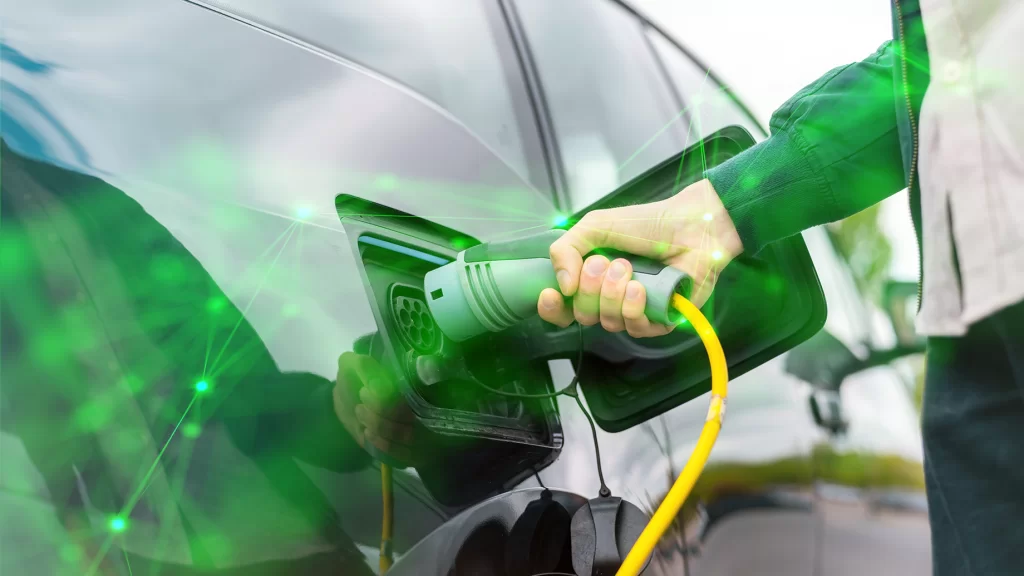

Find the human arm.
xmin=539 ymin=41 xmax=908 ymax=334
xmin=707 ymin=40 xmax=907 ymax=255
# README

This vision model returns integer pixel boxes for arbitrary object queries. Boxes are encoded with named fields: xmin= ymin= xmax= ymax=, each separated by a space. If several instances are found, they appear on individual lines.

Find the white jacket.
xmin=916 ymin=0 xmax=1024 ymax=335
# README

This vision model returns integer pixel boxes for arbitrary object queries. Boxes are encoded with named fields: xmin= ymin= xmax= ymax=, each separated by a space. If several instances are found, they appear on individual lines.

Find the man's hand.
xmin=537 ymin=178 xmax=743 ymax=337
xmin=333 ymin=352 xmax=421 ymax=467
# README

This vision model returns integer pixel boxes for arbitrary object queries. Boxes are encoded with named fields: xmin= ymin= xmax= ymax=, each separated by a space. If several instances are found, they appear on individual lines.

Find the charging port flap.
xmin=336 ymin=196 xmax=563 ymax=506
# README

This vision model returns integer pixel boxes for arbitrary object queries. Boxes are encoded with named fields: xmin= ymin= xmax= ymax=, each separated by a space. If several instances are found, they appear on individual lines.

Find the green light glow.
xmin=73 ymin=400 xmax=112 ymax=432
xmin=184 ymin=138 xmax=237 ymax=193
xmin=109 ymin=517 xmax=127 ymax=533
xmin=195 ymin=380 xmax=210 ymax=393
xmin=206 ymin=297 xmax=227 ymax=315
xmin=183 ymin=422 xmax=202 ymax=438
xmin=59 ymin=544 xmax=82 ymax=563
xmin=711 ymin=250 xmax=723 ymax=261
xmin=374 ymin=174 xmax=398 ymax=190
xmin=295 ymin=206 xmax=312 ymax=220
xmin=553 ymin=213 xmax=569 ymax=227
xmin=703 ymin=212 xmax=713 ymax=221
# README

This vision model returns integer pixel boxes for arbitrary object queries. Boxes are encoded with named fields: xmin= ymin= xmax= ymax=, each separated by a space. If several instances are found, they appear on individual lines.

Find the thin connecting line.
xmin=296 ymin=216 xmax=305 ymax=279
xmin=616 ymin=77 xmax=731 ymax=176
xmin=671 ymin=68 xmax=730 ymax=193
xmin=199 ymin=217 xmax=298 ymax=377
xmin=361 ymin=182 xmax=548 ymax=215
xmin=332 ymin=212 xmax=550 ymax=223
xmin=122 ymin=547 xmax=133 ymax=576
xmin=202 ymin=311 xmax=216 ymax=379
xmin=208 ymin=222 xmax=297 ymax=376
xmin=479 ymin=223 xmax=551 ymax=241
xmin=617 ymin=105 xmax=691 ymax=174
xmin=122 ymin=394 xmax=199 ymax=514
xmin=256 ymin=220 xmax=300 ymax=260
xmin=147 ymin=411 xmax=202 ymax=568
xmin=85 ymin=392 xmax=200 ymax=576
xmin=228 ymin=180 xmax=549 ymax=221
xmin=692 ymin=67 xmax=714 ymax=177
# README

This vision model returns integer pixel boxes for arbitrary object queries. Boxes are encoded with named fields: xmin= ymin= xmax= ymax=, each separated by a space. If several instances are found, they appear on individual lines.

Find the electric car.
xmin=1 ymin=0 xmax=929 ymax=574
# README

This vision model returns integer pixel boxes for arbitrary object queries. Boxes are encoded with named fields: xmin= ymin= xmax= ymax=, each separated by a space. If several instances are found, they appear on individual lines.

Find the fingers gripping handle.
xmin=424 ymin=230 xmax=691 ymax=342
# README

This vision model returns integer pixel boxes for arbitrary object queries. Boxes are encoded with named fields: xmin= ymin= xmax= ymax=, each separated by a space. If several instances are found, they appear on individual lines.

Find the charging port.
xmin=339 ymin=199 xmax=563 ymax=507
xmin=389 ymin=284 xmax=440 ymax=355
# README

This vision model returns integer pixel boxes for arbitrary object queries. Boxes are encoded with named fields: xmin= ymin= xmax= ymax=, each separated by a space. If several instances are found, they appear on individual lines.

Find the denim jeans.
xmin=923 ymin=301 xmax=1024 ymax=575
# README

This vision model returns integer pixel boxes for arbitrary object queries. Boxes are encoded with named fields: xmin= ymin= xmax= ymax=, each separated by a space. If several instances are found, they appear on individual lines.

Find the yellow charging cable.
xmin=615 ymin=293 xmax=729 ymax=576
xmin=380 ymin=463 xmax=394 ymax=574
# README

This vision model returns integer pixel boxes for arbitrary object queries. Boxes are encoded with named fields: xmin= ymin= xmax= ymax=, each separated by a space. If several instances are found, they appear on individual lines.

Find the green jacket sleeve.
xmin=706 ymin=41 xmax=907 ymax=254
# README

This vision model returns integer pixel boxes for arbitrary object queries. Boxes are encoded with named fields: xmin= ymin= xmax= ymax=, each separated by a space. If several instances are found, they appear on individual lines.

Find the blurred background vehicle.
xmin=1 ymin=0 xmax=928 ymax=574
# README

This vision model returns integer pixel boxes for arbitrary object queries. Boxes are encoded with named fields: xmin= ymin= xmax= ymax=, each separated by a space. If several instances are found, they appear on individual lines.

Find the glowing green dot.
xmin=109 ymin=517 xmax=127 ymax=533
xmin=711 ymin=250 xmax=723 ymax=261
xmin=30 ymin=330 xmax=65 ymax=365
xmin=553 ymin=213 xmax=569 ymax=227
xmin=451 ymin=237 xmax=470 ymax=250
xmin=295 ymin=206 xmax=312 ymax=220
xmin=183 ymin=422 xmax=202 ymax=438
xmin=195 ymin=380 xmax=210 ymax=393
xmin=0 ymin=231 xmax=29 ymax=280
xmin=73 ymin=400 xmax=112 ymax=431
xmin=199 ymin=531 xmax=234 ymax=559
xmin=206 ymin=297 xmax=227 ymax=315
xmin=121 ymin=374 xmax=145 ymax=393
xmin=150 ymin=254 xmax=186 ymax=284
xmin=703 ymin=213 xmax=713 ymax=221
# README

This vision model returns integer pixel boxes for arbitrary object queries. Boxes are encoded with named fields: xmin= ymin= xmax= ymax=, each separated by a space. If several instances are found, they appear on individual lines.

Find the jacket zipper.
xmin=893 ymin=0 xmax=923 ymax=312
